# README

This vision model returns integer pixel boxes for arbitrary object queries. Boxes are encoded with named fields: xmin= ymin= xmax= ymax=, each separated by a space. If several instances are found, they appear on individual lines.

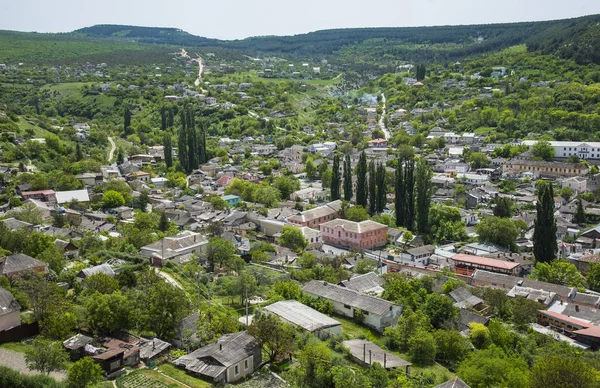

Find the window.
xmin=344 ymin=304 xmax=351 ymax=309
xmin=235 ymin=365 xmax=240 ymax=375
xmin=245 ymin=359 xmax=249 ymax=370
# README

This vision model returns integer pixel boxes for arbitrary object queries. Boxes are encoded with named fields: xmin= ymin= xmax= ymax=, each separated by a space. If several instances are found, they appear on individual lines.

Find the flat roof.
xmin=452 ymin=254 xmax=520 ymax=271
xmin=264 ymin=300 xmax=340 ymax=332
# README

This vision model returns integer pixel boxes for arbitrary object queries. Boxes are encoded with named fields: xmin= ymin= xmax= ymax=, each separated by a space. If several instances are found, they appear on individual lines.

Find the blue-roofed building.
xmin=222 ymin=195 xmax=240 ymax=207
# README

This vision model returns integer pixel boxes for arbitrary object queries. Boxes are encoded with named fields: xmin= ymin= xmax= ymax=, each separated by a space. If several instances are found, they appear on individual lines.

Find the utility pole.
xmin=245 ymin=288 xmax=249 ymax=326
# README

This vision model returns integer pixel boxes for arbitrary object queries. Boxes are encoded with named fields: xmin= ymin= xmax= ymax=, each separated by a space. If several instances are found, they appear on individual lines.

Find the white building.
xmin=522 ymin=140 xmax=600 ymax=161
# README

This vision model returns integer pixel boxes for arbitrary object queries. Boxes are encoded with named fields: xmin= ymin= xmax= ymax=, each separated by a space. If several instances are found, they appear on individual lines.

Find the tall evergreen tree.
xmin=116 ymin=148 xmax=124 ymax=165
xmin=163 ymin=134 xmax=173 ymax=168
xmin=404 ymin=157 xmax=416 ymax=230
xmin=186 ymin=108 xmax=197 ymax=172
xmin=331 ymin=154 xmax=341 ymax=201
xmin=415 ymin=158 xmax=432 ymax=234
xmin=395 ymin=157 xmax=405 ymax=227
xmin=123 ymin=104 xmax=131 ymax=134
xmin=356 ymin=152 xmax=368 ymax=207
xmin=160 ymin=106 xmax=167 ymax=131
xmin=376 ymin=163 xmax=387 ymax=213
xmin=343 ymin=154 xmax=353 ymax=202
xmin=167 ymin=108 xmax=174 ymax=128
xmin=177 ymin=114 xmax=188 ymax=171
xmin=368 ymin=160 xmax=377 ymax=215
xmin=533 ymin=183 xmax=557 ymax=263
xmin=574 ymin=198 xmax=586 ymax=224
xmin=75 ymin=142 xmax=83 ymax=162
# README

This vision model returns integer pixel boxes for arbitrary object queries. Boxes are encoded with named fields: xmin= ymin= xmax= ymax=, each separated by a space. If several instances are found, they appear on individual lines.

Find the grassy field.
xmin=157 ymin=364 xmax=213 ymax=388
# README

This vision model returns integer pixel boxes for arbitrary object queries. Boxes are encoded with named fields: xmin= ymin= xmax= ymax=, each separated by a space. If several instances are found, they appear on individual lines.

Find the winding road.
xmin=378 ymin=93 xmax=391 ymax=140
xmin=107 ymin=136 xmax=116 ymax=162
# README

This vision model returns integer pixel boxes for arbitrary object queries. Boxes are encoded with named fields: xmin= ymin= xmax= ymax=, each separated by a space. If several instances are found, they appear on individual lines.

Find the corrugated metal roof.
xmin=0 ymin=287 xmax=20 ymax=316
xmin=264 ymin=300 xmax=341 ymax=332
xmin=302 ymin=280 xmax=401 ymax=315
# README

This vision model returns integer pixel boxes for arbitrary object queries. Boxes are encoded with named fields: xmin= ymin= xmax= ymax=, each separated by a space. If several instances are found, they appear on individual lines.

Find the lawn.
xmin=157 ymin=363 xmax=213 ymax=388
xmin=0 ymin=341 xmax=32 ymax=353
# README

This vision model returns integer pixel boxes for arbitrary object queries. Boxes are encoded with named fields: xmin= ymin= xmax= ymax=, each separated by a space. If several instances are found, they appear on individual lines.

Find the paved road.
xmin=0 ymin=348 xmax=66 ymax=381
xmin=378 ymin=93 xmax=391 ymax=140
xmin=107 ymin=136 xmax=116 ymax=162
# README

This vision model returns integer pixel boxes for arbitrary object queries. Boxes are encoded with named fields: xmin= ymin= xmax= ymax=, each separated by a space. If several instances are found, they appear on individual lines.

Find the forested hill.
xmin=75 ymin=15 xmax=600 ymax=64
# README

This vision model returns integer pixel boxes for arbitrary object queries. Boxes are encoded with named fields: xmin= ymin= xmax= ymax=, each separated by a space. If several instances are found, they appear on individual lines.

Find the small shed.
xmin=342 ymin=339 xmax=411 ymax=374
xmin=63 ymin=334 xmax=94 ymax=360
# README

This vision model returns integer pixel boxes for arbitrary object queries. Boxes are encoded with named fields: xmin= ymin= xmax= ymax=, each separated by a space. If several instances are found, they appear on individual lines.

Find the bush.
xmin=0 ymin=365 xmax=63 ymax=388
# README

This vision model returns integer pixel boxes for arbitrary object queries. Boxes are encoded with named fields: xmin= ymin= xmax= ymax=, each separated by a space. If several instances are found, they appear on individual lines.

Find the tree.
xmin=587 ymin=263 xmax=600 ymax=292
xmin=434 ymin=329 xmax=471 ymax=368
xmin=408 ymin=329 xmax=436 ymax=365
xmin=273 ymin=280 xmax=303 ymax=300
xmin=422 ymin=293 xmax=459 ymax=329
xmin=356 ymin=152 xmax=368 ymax=207
xmin=291 ymin=339 xmax=333 ymax=388
xmin=457 ymin=346 xmax=531 ymax=388
xmin=273 ymin=175 xmax=300 ymax=200
xmin=332 ymin=366 xmax=371 ymax=388
xmin=163 ymin=134 xmax=173 ymax=168
xmin=279 ymin=225 xmax=308 ymax=253
xmin=511 ymin=297 xmax=544 ymax=328
xmin=416 ymin=63 xmax=426 ymax=81
xmin=384 ymin=309 xmax=431 ymax=351
xmin=75 ymin=142 xmax=83 ymax=162
xmin=85 ymin=291 xmax=132 ymax=334
xmin=158 ymin=211 xmax=170 ymax=232
xmin=376 ymin=163 xmax=386 ymax=213
xmin=123 ymin=104 xmax=131 ymax=134
xmin=346 ymin=205 xmax=370 ymax=222
xmin=136 ymin=190 xmax=149 ymax=212
xmin=533 ymin=182 xmax=557 ymax=263
xmin=415 ymin=158 xmax=433 ymax=234
xmin=24 ymin=338 xmax=68 ymax=375
xmin=532 ymin=141 xmax=555 ymax=161
xmin=305 ymin=158 xmax=316 ymax=181
xmin=102 ymin=190 xmax=125 ymax=208
xmin=475 ymin=217 xmax=520 ymax=249
xmin=82 ymin=273 xmax=119 ymax=295
xmin=137 ymin=279 xmax=189 ymax=340
xmin=330 ymin=154 xmax=341 ymax=200
xmin=356 ymin=258 xmax=376 ymax=274
xmin=560 ymin=186 xmax=574 ymax=202
xmin=368 ymin=160 xmax=377 ymax=215
xmin=206 ymin=237 xmax=236 ymax=272
xmin=468 ymin=152 xmax=490 ymax=169
xmin=248 ymin=314 xmax=296 ymax=363
xmin=469 ymin=322 xmax=491 ymax=349
xmin=531 ymin=260 xmax=584 ymax=288
xmin=574 ymin=198 xmax=586 ymax=224
xmin=532 ymin=353 xmax=600 ymax=388
xmin=493 ymin=197 xmax=515 ymax=218
xmin=343 ymin=154 xmax=353 ymax=201
xmin=67 ymin=357 xmax=103 ymax=388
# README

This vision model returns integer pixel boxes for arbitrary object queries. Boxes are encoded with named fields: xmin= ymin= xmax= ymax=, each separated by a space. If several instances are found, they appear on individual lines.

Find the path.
xmin=107 ymin=136 xmax=116 ymax=162
xmin=0 ymin=348 xmax=66 ymax=381
xmin=378 ymin=93 xmax=391 ymax=140
xmin=154 ymin=267 xmax=184 ymax=290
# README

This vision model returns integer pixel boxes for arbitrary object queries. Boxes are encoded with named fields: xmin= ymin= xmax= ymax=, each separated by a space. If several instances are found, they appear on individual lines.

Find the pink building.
xmin=287 ymin=200 xmax=342 ymax=228
xmin=320 ymin=219 xmax=387 ymax=250
xmin=368 ymin=138 xmax=388 ymax=148
xmin=21 ymin=190 xmax=56 ymax=204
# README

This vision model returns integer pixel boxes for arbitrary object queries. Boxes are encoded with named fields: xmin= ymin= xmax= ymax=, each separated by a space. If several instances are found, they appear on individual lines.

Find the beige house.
xmin=0 ymin=288 xmax=21 ymax=331
xmin=174 ymin=332 xmax=261 ymax=384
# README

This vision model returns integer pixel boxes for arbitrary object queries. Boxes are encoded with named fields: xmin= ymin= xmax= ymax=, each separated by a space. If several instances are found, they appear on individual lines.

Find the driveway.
xmin=0 ymin=348 xmax=66 ymax=381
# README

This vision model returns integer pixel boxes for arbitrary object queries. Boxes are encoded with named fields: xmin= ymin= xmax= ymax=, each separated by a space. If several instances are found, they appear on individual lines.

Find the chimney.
xmin=219 ymin=343 xmax=223 ymax=351
xmin=575 ymin=305 xmax=580 ymax=312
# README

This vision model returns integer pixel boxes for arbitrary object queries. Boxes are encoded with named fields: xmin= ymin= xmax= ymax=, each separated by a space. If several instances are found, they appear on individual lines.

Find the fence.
xmin=0 ymin=322 xmax=40 ymax=344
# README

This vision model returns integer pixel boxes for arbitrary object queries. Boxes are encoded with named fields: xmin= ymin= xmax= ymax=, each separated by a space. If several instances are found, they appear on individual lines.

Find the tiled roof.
xmin=319 ymin=219 xmax=386 ymax=234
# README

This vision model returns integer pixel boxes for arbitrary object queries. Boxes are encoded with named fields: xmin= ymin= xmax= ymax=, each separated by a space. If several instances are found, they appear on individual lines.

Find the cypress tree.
xmin=186 ymin=108 xmax=197 ymax=172
xmin=368 ymin=160 xmax=377 ymax=215
xmin=405 ymin=157 xmax=416 ymax=230
xmin=177 ymin=114 xmax=188 ymax=171
xmin=331 ymin=154 xmax=341 ymax=201
xmin=123 ymin=104 xmax=131 ymax=134
xmin=574 ymin=198 xmax=586 ymax=224
xmin=343 ymin=154 xmax=353 ymax=202
xmin=395 ymin=157 xmax=405 ymax=227
xmin=75 ymin=142 xmax=83 ymax=162
xmin=167 ymin=108 xmax=174 ymax=128
xmin=158 ymin=211 xmax=170 ymax=232
xmin=376 ymin=163 xmax=386 ymax=213
xmin=356 ymin=152 xmax=368 ymax=207
xmin=533 ymin=183 xmax=557 ymax=263
xmin=160 ymin=106 xmax=167 ymax=131
xmin=198 ymin=118 xmax=208 ymax=164
xmin=164 ymin=134 xmax=173 ymax=168
xmin=415 ymin=158 xmax=432 ymax=234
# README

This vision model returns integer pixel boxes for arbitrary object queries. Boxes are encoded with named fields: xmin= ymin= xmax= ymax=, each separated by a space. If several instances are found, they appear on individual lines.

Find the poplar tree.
xmin=160 ymin=106 xmax=167 ymax=131
xmin=343 ymin=154 xmax=353 ymax=202
xmin=177 ymin=111 xmax=188 ymax=171
xmin=574 ymin=198 xmax=586 ymax=224
xmin=405 ymin=157 xmax=416 ymax=230
xmin=331 ymin=154 xmax=341 ymax=201
xmin=356 ymin=152 xmax=368 ymax=207
xmin=415 ymin=158 xmax=433 ymax=234
xmin=186 ymin=108 xmax=197 ymax=172
xmin=368 ymin=160 xmax=377 ymax=215
xmin=395 ymin=157 xmax=405 ymax=227
xmin=163 ymin=134 xmax=173 ymax=168
xmin=533 ymin=183 xmax=557 ymax=263
xmin=123 ymin=104 xmax=132 ymax=134
xmin=376 ymin=163 xmax=387 ymax=213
